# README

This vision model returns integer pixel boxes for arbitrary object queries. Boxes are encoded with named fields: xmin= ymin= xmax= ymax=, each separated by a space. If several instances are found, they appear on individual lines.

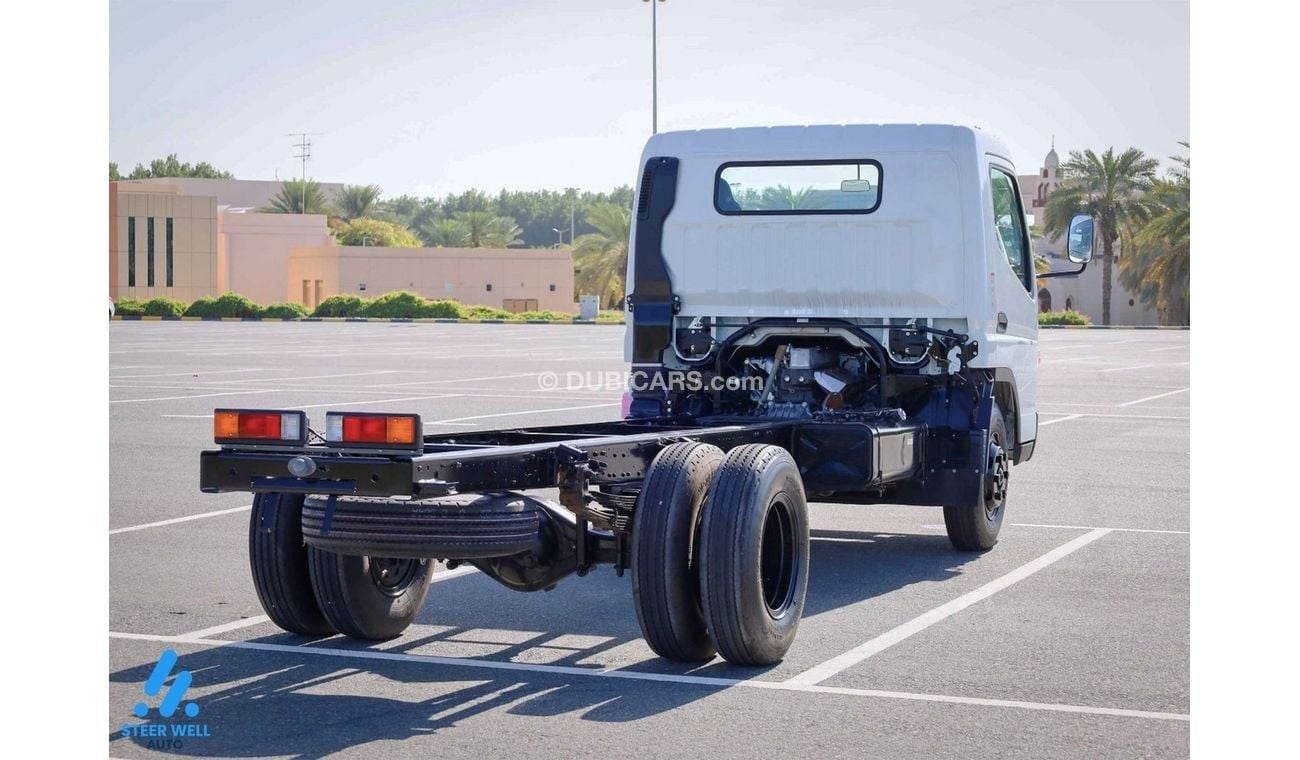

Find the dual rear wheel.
xmin=632 ymin=442 xmax=811 ymax=666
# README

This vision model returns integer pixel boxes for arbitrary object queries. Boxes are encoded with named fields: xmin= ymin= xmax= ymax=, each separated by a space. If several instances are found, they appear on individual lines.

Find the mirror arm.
xmin=1038 ymin=261 xmax=1088 ymax=279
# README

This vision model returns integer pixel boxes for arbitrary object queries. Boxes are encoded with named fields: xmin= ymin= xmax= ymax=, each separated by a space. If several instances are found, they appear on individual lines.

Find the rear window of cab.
xmin=715 ymin=160 xmax=882 ymax=215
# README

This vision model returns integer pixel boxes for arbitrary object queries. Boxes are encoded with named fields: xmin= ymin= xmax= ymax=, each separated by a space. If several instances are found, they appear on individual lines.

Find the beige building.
xmin=1016 ymin=146 xmax=1161 ymax=326
xmin=110 ymin=179 xmax=576 ymax=313
xmin=218 ymin=211 xmax=333 ymax=305
xmin=110 ymin=180 xmax=329 ymax=304
xmin=287 ymin=245 xmax=576 ymax=313
xmin=110 ymin=181 xmax=218 ymax=303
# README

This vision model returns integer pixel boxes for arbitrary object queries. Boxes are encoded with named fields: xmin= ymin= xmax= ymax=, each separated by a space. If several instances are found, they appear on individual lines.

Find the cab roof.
xmin=641 ymin=123 xmax=1014 ymax=169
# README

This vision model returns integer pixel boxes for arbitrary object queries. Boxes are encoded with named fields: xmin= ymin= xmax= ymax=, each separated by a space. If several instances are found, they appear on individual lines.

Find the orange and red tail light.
xmin=213 ymin=409 xmax=307 ymax=445
xmin=325 ymin=412 xmax=422 ymax=449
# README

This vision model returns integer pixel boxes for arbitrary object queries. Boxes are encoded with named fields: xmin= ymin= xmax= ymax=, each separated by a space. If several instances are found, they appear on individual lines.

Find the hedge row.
xmin=114 ymin=294 xmax=309 ymax=320
xmin=114 ymin=290 xmax=618 ymax=322
xmin=1038 ymin=310 xmax=1092 ymax=326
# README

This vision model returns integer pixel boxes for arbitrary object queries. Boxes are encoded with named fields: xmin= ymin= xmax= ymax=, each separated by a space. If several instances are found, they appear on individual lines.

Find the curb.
xmin=112 ymin=315 xmax=626 ymax=325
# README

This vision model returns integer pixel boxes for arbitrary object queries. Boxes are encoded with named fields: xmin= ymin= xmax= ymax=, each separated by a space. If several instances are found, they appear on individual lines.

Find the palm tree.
xmin=337 ymin=184 xmax=383 ymax=220
xmin=1043 ymin=147 xmax=1159 ymax=325
xmin=420 ymin=218 xmax=470 ymax=247
xmin=761 ymin=184 xmax=816 ymax=210
xmin=1123 ymin=145 xmax=1190 ymax=324
xmin=485 ymin=216 xmax=523 ymax=248
xmin=455 ymin=211 xmax=523 ymax=247
xmin=262 ymin=179 xmax=332 ymax=215
xmin=571 ymin=202 xmax=631 ymax=308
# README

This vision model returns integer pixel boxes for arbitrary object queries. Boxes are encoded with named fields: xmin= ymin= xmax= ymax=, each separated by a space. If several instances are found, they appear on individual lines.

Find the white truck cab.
xmin=624 ymin=124 xmax=1093 ymax=547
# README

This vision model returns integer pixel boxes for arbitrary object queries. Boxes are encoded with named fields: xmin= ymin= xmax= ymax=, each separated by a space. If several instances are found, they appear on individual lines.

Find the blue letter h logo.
xmin=134 ymin=649 xmax=200 ymax=719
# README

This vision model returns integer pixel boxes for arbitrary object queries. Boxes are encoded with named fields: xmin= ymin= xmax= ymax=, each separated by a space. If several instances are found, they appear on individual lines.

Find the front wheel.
xmin=943 ymin=402 xmax=1010 ymax=551
xmin=698 ymin=444 xmax=810 ymax=666
xmin=307 ymin=548 xmax=433 ymax=639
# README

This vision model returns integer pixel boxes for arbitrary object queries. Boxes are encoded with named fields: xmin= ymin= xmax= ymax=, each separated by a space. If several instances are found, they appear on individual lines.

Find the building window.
xmin=165 ymin=217 xmax=174 ymax=287
xmin=1038 ymin=288 xmax=1052 ymax=313
xmin=549 ymin=284 xmax=556 ymax=292
xmin=127 ymin=217 xmax=136 ymax=287
xmin=1042 ymin=169 xmax=1048 ymax=178
xmin=314 ymin=280 xmax=323 ymax=306
xmin=486 ymin=283 xmax=493 ymax=292
xmin=1065 ymin=297 xmax=1073 ymax=311
xmin=146 ymin=217 xmax=155 ymax=287
xmin=302 ymin=280 xmax=311 ymax=307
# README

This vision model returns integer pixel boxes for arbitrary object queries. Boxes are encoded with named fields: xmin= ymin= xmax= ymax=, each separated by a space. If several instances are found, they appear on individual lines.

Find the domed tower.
xmin=1044 ymin=142 xmax=1059 ymax=177
xmin=1034 ymin=138 xmax=1062 ymax=209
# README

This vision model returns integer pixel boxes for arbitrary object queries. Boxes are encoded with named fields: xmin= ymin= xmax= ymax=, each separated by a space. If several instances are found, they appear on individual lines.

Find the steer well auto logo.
xmin=119 ymin=649 xmax=213 ymax=750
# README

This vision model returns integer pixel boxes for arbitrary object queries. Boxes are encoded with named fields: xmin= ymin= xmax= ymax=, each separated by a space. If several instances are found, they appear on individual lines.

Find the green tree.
xmin=572 ymin=202 xmax=631 ymax=308
xmin=262 ymin=179 xmax=332 ymax=214
xmin=1122 ymin=145 xmax=1190 ymax=325
xmin=334 ymin=218 xmax=421 ymax=247
xmin=420 ymin=218 xmax=470 ymax=247
xmin=1043 ymin=147 xmax=1159 ymax=325
xmin=761 ymin=184 xmax=816 ymax=210
xmin=122 ymin=153 xmax=234 ymax=179
xmin=336 ymin=184 xmax=383 ymax=221
xmin=486 ymin=216 xmax=524 ymax=247
xmin=456 ymin=211 xmax=523 ymax=247
xmin=109 ymin=162 xmax=121 ymax=181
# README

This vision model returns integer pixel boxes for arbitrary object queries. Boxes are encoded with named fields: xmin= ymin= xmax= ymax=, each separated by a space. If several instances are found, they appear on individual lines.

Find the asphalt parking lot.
xmin=109 ymin=322 xmax=1190 ymax=758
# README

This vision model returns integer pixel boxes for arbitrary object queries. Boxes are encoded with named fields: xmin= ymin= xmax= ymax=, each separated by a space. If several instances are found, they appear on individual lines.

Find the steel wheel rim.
xmin=367 ymin=557 xmax=422 ymax=596
xmin=760 ymin=497 xmax=798 ymax=618
xmin=985 ymin=432 xmax=1009 ymax=521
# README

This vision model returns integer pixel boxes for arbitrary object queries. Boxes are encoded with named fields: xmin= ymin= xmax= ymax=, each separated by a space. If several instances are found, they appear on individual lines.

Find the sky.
xmin=109 ymin=0 xmax=1189 ymax=197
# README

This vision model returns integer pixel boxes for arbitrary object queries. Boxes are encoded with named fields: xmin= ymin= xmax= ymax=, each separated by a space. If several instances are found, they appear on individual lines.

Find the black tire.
xmin=307 ymin=548 xmax=433 ymax=639
xmin=699 ymin=444 xmax=810 ymax=666
xmin=631 ymin=442 xmax=725 ymax=662
xmin=944 ymin=402 xmax=1010 ymax=551
xmin=248 ymin=492 xmax=334 ymax=636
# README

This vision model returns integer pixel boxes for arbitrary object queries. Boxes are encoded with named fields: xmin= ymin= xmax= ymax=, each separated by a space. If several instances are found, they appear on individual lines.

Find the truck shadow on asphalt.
xmin=109 ymin=530 xmax=973 ymax=757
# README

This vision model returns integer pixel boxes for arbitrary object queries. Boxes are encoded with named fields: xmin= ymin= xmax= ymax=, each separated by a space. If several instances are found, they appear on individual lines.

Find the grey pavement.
xmin=109 ymin=322 xmax=1190 ymax=758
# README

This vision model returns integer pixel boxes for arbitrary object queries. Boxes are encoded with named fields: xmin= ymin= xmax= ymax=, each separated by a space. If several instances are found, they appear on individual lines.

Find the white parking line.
xmin=371 ymin=372 xmax=542 ymax=388
xmin=1097 ymin=362 xmax=1189 ymax=374
xmin=111 ymin=389 xmax=285 ymax=404
xmin=1039 ymin=414 xmax=1084 ymax=427
xmin=106 ymin=629 xmax=1186 ymax=722
xmin=176 ymin=566 xmax=480 ymax=639
xmin=180 ymin=616 xmax=272 ymax=639
xmin=110 ymin=505 xmax=252 ymax=535
xmin=427 ymin=402 xmax=619 ymax=426
xmin=112 ymin=368 xmax=270 ymax=380
xmin=222 ymin=370 xmax=402 ymax=384
xmin=785 ymin=529 xmax=1112 ymax=686
xmin=1117 ymin=387 xmax=1189 ymax=407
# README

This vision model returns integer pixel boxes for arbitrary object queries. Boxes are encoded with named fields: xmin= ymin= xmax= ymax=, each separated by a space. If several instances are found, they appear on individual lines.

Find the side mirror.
xmin=1067 ymin=214 xmax=1095 ymax=264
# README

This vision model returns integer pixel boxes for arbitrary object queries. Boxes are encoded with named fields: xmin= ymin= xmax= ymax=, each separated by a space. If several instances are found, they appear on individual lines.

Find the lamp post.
xmin=642 ymin=0 xmax=665 ymax=134
xmin=552 ymin=228 xmax=565 ymax=247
